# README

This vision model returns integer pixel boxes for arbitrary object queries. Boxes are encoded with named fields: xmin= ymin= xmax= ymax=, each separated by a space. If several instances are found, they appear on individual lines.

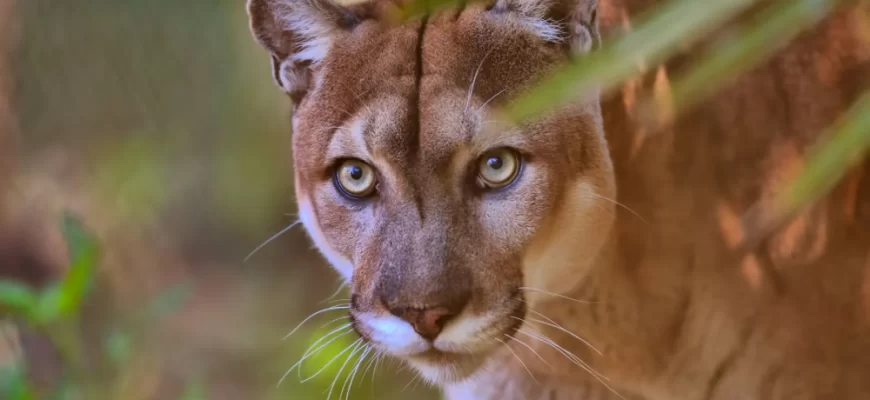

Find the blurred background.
xmin=0 ymin=0 xmax=867 ymax=399
xmin=0 ymin=0 xmax=435 ymax=398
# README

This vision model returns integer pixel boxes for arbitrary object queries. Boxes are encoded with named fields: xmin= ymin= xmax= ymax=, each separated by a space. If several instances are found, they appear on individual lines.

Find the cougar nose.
xmin=389 ymin=305 xmax=460 ymax=341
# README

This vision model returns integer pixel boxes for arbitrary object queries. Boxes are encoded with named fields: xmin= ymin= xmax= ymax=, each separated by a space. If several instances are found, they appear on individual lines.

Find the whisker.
xmin=401 ymin=371 xmax=421 ymax=393
xmin=506 ymin=334 xmax=553 ymax=369
xmin=477 ymin=88 xmax=507 ymax=112
xmin=584 ymin=192 xmax=648 ymax=224
xmin=495 ymin=337 xmax=538 ymax=384
xmin=283 ymin=304 xmax=350 ymax=341
xmin=368 ymin=352 xmax=385 ymax=398
xmin=371 ymin=352 xmax=386 ymax=387
xmin=523 ymin=315 xmax=603 ymax=355
xmin=325 ymin=340 xmax=367 ymax=400
xmin=465 ymin=48 xmax=495 ymax=112
xmin=320 ymin=283 xmax=349 ymax=305
xmin=360 ymin=349 xmax=381 ymax=387
xmin=299 ymin=335 xmax=361 ymax=384
xmin=519 ymin=287 xmax=597 ymax=304
xmin=343 ymin=345 xmax=373 ymax=400
xmin=520 ymin=328 xmax=602 ymax=379
xmin=314 ymin=315 xmax=351 ymax=330
xmin=280 ymin=333 xmax=352 ymax=387
xmin=518 ymin=328 xmax=625 ymax=400
xmin=244 ymin=220 xmax=302 ymax=262
xmin=293 ymin=323 xmax=354 ymax=380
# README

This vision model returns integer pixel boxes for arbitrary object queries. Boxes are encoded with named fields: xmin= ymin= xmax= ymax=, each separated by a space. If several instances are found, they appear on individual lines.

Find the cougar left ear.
xmin=494 ymin=0 xmax=600 ymax=54
xmin=247 ymin=0 xmax=359 ymax=103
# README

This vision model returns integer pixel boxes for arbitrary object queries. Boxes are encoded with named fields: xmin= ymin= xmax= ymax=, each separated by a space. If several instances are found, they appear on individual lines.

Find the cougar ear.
xmin=494 ymin=0 xmax=599 ymax=54
xmin=247 ymin=0 xmax=359 ymax=102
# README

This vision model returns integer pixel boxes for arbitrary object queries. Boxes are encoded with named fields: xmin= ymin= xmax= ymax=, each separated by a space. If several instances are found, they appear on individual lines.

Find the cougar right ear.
xmin=494 ymin=0 xmax=600 ymax=55
xmin=247 ymin=0 xmax=359 ymax=103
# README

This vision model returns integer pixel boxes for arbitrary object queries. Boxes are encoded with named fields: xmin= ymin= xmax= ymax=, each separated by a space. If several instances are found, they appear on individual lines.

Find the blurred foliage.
xmin=1 ymin=0 xmax=868 ymax=399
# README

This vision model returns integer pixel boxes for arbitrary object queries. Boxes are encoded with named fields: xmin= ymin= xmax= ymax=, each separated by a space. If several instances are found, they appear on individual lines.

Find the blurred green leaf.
xmin=0 ymin=364 xmax=36 ymax=400
xmin=0 ymin=282 xmax=39 ymax=319
xmin=643 ymin=0 xmax=841 ymax=123
xmin=33 ymin=214 xmax=99 ymax=324
xmin=500 ymin=0 xmax=756 ymax=123
xmin=780 ymin=92 xmax=870 ymax=212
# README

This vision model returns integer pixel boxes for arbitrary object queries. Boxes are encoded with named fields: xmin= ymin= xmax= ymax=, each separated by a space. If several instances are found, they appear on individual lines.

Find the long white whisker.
xmin=519 ymin=287 xmax=597 ymax=304
xmin=278 ymin=326 xmax=351 ymax=385
xmin=313 ymin=315 xmax=351 ymax=331
xmin=294 ymin=323 xmax=354 ymax=380
xmin=495 ymin=337 xmax=538 ymax=384
xmin=465 ymin=48 xmax=495 ymax=112
xmin=244 ymin=220 xmax=302 ymax=262
xmin=507 ymin=334 xmax=553 ymax=369
xmin=278 ymin=332 xmax=356 ymax=386
xmin=520 ymin=328 xmax=601 ymax=378
xmin=370 ymin=351 xmax=386 ymax=393
xmin=585 ymin=192 xmax=648 ymax=224
xmin=300 ymin=336 xmax=361 ymax=384
xmin=523 ymin=315 xmax=603 ymax=355
xmin=519 ymin=329 xmax=624 ymax=400
xmin=341 ymin=345 xmax=372 ymax=400
xmin=325 ymin=340 xmax=366 ymax=400
xmin=360 ymin=349 xmax=380 ymax=388
xmin=284 ymin=304 xmax=350 ymax=340
xmin=477 ymin=88 xmax=507 ymax=112
xmin=401 ymin=371 xmax=421 ymax=392
xmin=320 ymin=283 xmax=349 ymax=305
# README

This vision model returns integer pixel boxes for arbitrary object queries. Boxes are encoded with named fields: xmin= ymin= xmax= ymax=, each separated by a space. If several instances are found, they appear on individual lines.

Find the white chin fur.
xmin=408 ymin=355 xmax=485 ymax=384
xmin=358 ymin=313 xmax=431 ymax=356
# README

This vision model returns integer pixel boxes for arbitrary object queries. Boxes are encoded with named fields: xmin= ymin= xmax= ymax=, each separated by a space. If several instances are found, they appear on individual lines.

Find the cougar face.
xmin=248 ymin=0 xmax=614 ymax=383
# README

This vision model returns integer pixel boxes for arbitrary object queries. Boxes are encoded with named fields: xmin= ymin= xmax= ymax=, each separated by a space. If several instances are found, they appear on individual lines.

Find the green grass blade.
xmin=644 ymin=0 xmax=841 ymax=124
xmin=500 ymin=0 xmax=757 ymax=123
xmin=779 ymin=92 xmax=870 ymax=212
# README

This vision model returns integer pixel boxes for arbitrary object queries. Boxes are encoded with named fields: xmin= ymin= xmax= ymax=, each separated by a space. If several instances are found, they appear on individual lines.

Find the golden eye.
xmin=334 ymin=159 xmax=377 ymax=198
xmin=477 ymin=148 xmax=521 ymax=189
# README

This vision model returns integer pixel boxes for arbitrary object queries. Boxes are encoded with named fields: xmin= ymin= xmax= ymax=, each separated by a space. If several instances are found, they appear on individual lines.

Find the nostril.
xmin=390 ymin=306 xmax=458 ymax=341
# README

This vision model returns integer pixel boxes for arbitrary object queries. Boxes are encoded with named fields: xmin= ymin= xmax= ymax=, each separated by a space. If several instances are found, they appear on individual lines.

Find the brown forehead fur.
xmin=291 ymin=1 xmax=609 ymax=314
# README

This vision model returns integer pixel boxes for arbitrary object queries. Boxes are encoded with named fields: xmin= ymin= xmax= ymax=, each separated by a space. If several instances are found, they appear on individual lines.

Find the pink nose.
xmin=390 ymin=306 xmax=457 ymax=341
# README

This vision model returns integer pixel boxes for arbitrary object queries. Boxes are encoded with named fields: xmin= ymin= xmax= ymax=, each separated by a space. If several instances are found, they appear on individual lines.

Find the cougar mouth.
xmin=350 ymin=294 xmax=527 ymax=383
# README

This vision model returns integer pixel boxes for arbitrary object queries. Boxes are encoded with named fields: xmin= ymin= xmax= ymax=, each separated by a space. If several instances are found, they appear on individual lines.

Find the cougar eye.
xmin=334 ymin=159 xmax=377 ymax=198
xmin=477 ymin=148 xmax=521 ymax=189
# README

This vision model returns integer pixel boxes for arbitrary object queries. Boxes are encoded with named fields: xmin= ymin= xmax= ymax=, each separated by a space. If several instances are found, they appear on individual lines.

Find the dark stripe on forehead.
xmin=408 ymin=14 xmax=429 ymax=221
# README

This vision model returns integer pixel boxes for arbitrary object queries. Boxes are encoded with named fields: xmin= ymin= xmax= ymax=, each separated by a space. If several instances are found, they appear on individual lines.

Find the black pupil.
xmin=348 ymin=165 xmax=363 ymax=180
xmin=487 ymin=157 xmax=503 ymax=170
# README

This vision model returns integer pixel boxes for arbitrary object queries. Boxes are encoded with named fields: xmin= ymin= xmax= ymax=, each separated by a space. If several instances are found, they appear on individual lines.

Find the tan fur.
xmin=247 ymin=0 xmax=870 ymax=398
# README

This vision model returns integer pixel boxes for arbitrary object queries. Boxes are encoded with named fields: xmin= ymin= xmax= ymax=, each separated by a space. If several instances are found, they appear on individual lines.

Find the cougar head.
xmin=248 ymin=0 xmax=615 ymax=384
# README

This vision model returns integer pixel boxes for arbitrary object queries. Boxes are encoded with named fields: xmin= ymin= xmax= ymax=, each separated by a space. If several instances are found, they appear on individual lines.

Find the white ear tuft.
xmin=495 ymin=0 xmax=599 ymax=54
xmin=247 ymin=0 xmax=357 ymax=102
